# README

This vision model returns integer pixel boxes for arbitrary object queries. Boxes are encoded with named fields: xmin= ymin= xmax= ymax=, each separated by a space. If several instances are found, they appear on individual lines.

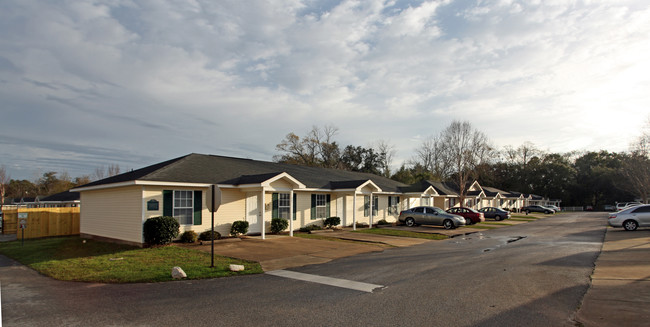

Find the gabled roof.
xmin=399 ymin=180 xmax=459 ymax=196
xmin=74 ymin=153 xmax=407 ymax=192
xmin=482 ymin=186 xmax=507 ymax=197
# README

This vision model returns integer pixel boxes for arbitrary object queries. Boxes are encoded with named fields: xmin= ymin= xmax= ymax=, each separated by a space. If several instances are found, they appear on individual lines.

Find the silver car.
xmin=398 ymin=206 xmax=466 ymax=229
xmin=608 ymin=204 xmax=650 ymax=231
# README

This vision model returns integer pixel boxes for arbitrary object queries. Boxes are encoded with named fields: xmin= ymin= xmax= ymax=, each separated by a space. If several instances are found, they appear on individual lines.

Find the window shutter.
xmin=272 ymin=193 xmax=279 ymax=218
xmin=163 ymin=190 xmax=173 ymax=217
xmin=293 ymin=193 xmax=297 ymax=221
xmin=193 ymin=191 xmax=202 ymax=225
xmin=326 ymin=194 xmax=331 ymax=218
xmin=311 ymin=194 xmax=316 ymax=220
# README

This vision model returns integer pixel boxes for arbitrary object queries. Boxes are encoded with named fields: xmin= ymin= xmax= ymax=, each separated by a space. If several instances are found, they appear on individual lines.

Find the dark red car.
xmin=446 ymin=207 xmax=485 ymax=225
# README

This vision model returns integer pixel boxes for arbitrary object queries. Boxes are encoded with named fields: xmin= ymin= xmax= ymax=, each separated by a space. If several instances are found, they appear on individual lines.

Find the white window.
xmin=174 ymin=190 xmax=193 ymax=225
xmin=421 ymin=196 xmax=430 ymax=206
xmin=388 ymin=196 xmax=400 ymax=215
xmin=278 ymin=193 xmax=290 ymax=219
xmin=449 ymin=198 xmax=457 ymax=208
xmin=315 ymin=194 xmax=327 ymax=218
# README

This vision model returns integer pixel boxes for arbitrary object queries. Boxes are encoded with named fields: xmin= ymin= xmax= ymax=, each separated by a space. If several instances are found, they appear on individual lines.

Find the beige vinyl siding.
xmin=144 ymin=186 xmax=246 ymax=237
xmin=434 ymin=197 xmax=446 ymax=209
xmin=80 ymin=186 xmax=143 ymax=244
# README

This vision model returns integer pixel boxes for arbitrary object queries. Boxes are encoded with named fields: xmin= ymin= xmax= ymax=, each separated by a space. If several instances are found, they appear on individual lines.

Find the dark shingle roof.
xmin=78 ymin=153 xmax=408 ymax=192
xmin=40 ymin=191 xmax=80 ymax=202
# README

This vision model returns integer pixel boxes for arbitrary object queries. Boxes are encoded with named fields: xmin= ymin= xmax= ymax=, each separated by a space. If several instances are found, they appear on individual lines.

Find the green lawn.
xmin=511 ymin=214 xmax=543 ymax=219
xmin=0 ymin=237 xmax=262 ymax=283
xmin=353 ymin=228 xmax=448 ymax=240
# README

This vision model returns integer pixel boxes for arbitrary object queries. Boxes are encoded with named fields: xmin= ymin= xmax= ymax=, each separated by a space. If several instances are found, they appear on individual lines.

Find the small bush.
xmin=377 ymin=219 xmax=390 ymax=225
xmin=143 ymin=216 xmax=180 ymax=246
xmin=271 ymin=218 xmax=289 ymax=234
xmin=323 ymin=217 xmax=341 ymax=229
xmin=180 ymin=230 xmax=198 ymax=243
xmin=198 ymin=230 xmax=221 ymax=241
xmin=299 ymin=224 xmax=323 ymax=233
xmin=230 ymin=220 xmax=249 ymax=236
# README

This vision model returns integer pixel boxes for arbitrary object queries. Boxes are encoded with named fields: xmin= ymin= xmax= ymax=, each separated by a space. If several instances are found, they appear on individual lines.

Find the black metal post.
xmin=211 ymin=184 xmax=215 ymax=268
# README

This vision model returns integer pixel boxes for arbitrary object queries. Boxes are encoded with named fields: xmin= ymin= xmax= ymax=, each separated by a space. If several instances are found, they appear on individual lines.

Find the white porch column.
xmin=352 ymin=191 xmax=357 ymax=231
xmin=369 ymin=192 xmax=373 ymax=229
xmin=289 ymin=189 xmax=294 ymax=237
xmin=261 ymin=187 xmax=266 ymax=240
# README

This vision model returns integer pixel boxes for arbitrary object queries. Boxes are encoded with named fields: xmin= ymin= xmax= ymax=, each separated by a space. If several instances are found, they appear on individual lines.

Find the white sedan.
xmin=608 ymin=204 xmax=650 ymax=231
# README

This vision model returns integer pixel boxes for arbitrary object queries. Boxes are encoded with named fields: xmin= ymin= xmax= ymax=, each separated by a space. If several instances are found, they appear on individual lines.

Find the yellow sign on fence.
xmin=2 ymin=207 xmax=80 ymax=239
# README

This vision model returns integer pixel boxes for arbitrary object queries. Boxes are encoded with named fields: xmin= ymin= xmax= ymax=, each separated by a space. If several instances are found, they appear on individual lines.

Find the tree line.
xmin=1 ymin=121 xmax=647 ymax=209
xmin=276 ymin=120 xmax=650 ymax=208
xmin=0 ymin=164 xmax=121 ymax=204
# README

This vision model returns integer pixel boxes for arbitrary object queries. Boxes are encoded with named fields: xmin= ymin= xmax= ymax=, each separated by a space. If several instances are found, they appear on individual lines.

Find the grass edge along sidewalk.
xmin=0 ymin=236 xmax=262 ymax=283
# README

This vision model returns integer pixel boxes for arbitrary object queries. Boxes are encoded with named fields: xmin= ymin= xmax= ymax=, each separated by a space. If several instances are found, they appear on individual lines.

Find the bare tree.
xmin=316 ymin=125 xmax=341 ymax=168
xmin=107 ymin=164 xmax=120 ymax=177
xmin=414 ymin=135 xmax=451 ymax=181
xmin=621 ymin=118 xmax=650 ymax=203
xmin=274 ymin=125 xmax=343 ymax=168
xmin=439 ymin=120 xmax=492 ymax=202
xmin=93 ymin=166 xmax=105 ymax=181
xmin=374 ymin=140 xmax=396 ymax=177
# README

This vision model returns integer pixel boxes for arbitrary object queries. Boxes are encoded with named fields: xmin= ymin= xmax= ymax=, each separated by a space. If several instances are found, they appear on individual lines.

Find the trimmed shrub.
xmin=198 ymin=230 xmax=221 ymax=241
xmin=180 ymin=230 xmax=198 ymax=243
xmin=377 ymin=219 xmax=390 ymax=225
xmin=299 ymin=224 xmax=323 ymax=233
xmin=230 ymin=220 xmax=249 ymax=236
xmin=323 ymin=217 xmax=341 ymax=229
xmin=143 ymin=216 xmax=180 ymax=245
xmin=271 ymin=218 xmax=289 ymax=234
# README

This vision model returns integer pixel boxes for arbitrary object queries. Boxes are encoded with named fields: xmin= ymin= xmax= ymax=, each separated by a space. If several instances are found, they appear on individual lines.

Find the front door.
xmin=246 ymin=193 xmax=261 ymax=234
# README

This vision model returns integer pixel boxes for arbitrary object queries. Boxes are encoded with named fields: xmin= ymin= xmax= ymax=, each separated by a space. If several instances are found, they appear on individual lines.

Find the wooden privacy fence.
xmin=2 ymin=207 xmax=80 ymax=239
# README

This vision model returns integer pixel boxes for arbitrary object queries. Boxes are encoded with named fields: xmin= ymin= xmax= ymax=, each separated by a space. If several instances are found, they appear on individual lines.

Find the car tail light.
xmin=608 ymin=214 xmax=617 ymax=219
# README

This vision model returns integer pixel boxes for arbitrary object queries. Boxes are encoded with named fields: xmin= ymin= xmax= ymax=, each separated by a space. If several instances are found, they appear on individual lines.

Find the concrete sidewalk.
xmin=575 ymin=228 xmax=650 ymax=326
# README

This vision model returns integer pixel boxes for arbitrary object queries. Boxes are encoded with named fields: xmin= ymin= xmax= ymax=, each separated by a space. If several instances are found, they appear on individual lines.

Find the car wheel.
xmin=544 ymin=210 xmax=552 ymax=214
xmin=495 ymin=215 xmax=502 ymax=221
xmin=443 ymin=219 xmax=454 ymax=230
xmin=623 ymin=220 xmax=638 ymax=231
xmin=405 ymin=218 xmax=415 ymax=227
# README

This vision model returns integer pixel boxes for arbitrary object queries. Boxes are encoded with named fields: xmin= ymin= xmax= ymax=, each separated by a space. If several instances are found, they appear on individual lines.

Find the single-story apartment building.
xmin=72 ymin=153 xmax=559 ymax=246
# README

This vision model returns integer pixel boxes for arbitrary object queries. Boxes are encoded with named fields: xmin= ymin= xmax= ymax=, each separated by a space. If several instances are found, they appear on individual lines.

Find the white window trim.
xmin=173 ymin=190 xmax=193 ymax=225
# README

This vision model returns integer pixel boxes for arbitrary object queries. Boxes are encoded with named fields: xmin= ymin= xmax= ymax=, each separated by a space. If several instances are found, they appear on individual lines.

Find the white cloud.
xmin=1 ymin=0 xmax=649 ymax=179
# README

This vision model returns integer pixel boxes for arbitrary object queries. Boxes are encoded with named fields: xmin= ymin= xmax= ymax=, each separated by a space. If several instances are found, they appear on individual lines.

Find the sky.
xmin=1 ymin=0 xmax=649 ymax=181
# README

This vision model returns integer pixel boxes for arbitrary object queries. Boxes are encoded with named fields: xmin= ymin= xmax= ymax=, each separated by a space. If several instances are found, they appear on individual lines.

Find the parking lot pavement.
xmin=575 ymin=228 xmax=650 ymax=326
